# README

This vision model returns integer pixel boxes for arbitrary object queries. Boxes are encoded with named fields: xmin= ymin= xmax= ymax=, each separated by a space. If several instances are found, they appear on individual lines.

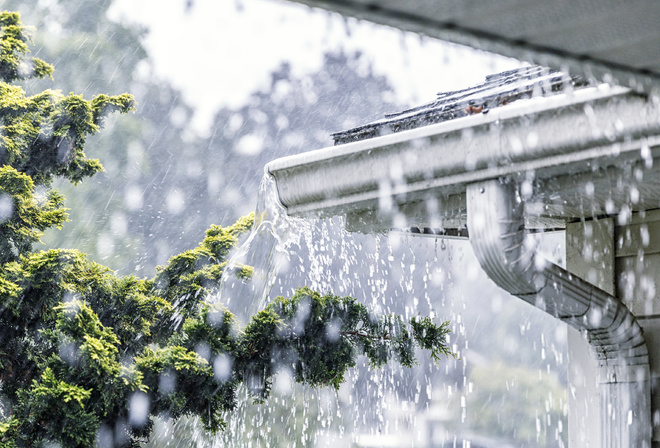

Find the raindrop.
xmin=195 ymin=342 xmax=211 ymax=361
xmin=325 ymin=318 xmax=342 ymax=342
xmin=58 ymin=342 xmax=78 ymax=365
xmin=605 ymin=198 xmax=615 ymax=214
xmin=123 ymin=185 xmax=143 ymax=211
xmin=521 ymin=180 xmax=533 ymax=199
xmin=585 ymin=181 xmax=595 ymax=198
xmin=614 ymin=119 xmax=624 ymax=133
xmin=526 ymin=131 xmax=539 ymax=148
xmin=129 ymin=392 xmax=150 ymax=428
xmin=586 ymin=307 xmax=603 ymax=327
xmin=97 ymin=233 xmax=115 ymax=258
xmin=640 ymin=225 xmax=650 ymax=247
xmin=378 ymin=179 xmax=393 ymax=213
xmin=235 ymin=133 xmax=265 ymax=156
xmin=95 ymin=424 xmax=113 ymax=448
xmin=166 ymin=189 xmax=186 ymax=215
xmin=214 ymin=354 xmax=233 ymax=383
xmin=169 ymin=106 xmax=188 ymax=128
xmin=618 ymin=205 xmax=631 ymax=225
xmin=0 ymin=194 xmax=13 ymax=222
xmin=110 ymin=212 xmax=128 ymax=236
xmin=629 ymin=187 xmax=640 ymax=204
xmin=641 ymin=144 xmax=653 ymax=168
xmin=159 ymin=371 xmax=176 ymax=395
xmin=510 ymin=136 xmax=524 ymax=154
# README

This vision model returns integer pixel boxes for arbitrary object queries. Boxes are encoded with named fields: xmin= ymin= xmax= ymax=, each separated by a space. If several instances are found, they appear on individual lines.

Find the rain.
xmin=1 ymin=0 xmax=658 ymax=447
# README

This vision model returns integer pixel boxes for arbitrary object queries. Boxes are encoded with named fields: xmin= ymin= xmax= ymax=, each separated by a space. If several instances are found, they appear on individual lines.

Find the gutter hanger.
xmin=466 ymin=179 xmax=651 ymax=448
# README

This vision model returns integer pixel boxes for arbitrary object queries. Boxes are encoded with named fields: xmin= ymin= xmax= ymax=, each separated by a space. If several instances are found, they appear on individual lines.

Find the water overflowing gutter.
xmin=266 ymin=81 xmax=660 ymax=447
xmin=466 ymin=179 xmax=651 ymax=448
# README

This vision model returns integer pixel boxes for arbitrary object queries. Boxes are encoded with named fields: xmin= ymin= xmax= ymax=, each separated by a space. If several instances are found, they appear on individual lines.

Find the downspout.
xmin=466 ymin=179 xmax=651 ymax=448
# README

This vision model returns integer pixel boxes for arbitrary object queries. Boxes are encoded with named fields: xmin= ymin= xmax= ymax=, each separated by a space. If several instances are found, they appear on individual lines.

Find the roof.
xmin=332 ymin=66 xmax=588 ymax=144
xmin=285 ymin=0 xmax=660 ymax=95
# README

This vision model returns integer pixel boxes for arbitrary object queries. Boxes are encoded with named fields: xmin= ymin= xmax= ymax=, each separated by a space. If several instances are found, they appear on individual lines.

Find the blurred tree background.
xmin=3 ymin=0 xmax=398 ymax=276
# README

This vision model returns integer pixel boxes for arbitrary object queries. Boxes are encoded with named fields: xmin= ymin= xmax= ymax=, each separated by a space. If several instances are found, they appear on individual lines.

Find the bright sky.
xmin=109 ymin=0 xmax=521 ymax=134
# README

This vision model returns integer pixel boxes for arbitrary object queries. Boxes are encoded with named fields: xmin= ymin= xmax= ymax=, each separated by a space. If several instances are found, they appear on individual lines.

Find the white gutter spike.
xmin=466 ymin=179 xmax=651 ymax=448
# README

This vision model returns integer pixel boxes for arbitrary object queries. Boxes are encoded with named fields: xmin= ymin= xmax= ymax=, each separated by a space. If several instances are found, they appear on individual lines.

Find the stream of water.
xmin=215 ymin=171 xmax=310 ymax=321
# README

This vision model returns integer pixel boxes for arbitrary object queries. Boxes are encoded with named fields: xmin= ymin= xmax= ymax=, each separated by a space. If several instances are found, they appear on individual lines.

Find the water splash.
xmin=216 ymin=170 xmax=310 ymax=320
xmin=174 ymin=171 xmax=570 ymax=448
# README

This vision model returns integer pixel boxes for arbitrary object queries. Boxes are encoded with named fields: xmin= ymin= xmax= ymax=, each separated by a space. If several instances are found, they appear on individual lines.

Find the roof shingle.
xmin=332 ymin=66 xmax=589 ymax=145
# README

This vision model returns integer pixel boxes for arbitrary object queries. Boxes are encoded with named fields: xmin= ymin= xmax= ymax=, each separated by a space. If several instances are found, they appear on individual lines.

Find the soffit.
xmin=287 ymin=0 xmax=660 ymax=94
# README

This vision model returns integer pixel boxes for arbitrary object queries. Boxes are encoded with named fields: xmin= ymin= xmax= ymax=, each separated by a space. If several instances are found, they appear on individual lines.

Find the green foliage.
xmin=0 ymin=166 xmax=66 ymax=263
xmin=0 ymin=10 xmax=453 ymax=448
xmin=0 ymin=11 xmax=53 ymax=82
xmin=0 ymin=416 xmax=20 ymax=448
xmin=0 ymin=11 xmax=134 ymax=269
xmin=153 ymin=215 xmax=254 ymax=323
xmin=410 ymin=315 xmax=454 ymax=362
xmin=0 ymin=78 xmax=134 ymax=187
xmin=14 ymin=367 xmax=99 ymax=447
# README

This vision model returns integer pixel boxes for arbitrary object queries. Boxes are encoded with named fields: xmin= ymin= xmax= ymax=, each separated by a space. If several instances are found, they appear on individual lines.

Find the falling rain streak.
xmin=148 ymin=169 xmax=571 ymax=447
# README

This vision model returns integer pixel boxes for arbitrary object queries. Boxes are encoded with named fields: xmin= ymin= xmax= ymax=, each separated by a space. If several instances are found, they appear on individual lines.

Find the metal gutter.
xmin=466 ymin=180 xmax=651 ymax=448
xmin=266 ymin=86 xmax=660 ymax=228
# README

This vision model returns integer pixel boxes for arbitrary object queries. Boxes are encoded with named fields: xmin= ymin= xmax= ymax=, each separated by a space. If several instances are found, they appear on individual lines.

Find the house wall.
xmin=567 ymin=212 xmax=660 ymax=447
xmin=615 ymin=210 xmax=660 ymax=447
xmin=566 ymin=218 xmax=613 ymax=448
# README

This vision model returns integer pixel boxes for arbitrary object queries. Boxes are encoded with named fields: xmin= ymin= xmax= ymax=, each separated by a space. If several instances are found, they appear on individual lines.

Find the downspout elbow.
xmin=466 ymin=179 xmax=651 ymax=448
